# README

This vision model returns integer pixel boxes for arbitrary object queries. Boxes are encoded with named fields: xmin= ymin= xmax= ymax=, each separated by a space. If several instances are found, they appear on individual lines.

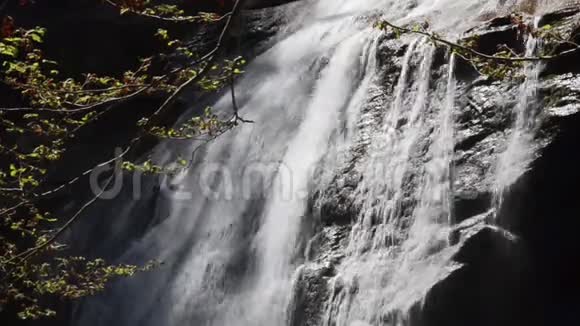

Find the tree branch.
xmin=3 ymin=172 xmax=116 ymax=266
xmin=103 ymin=0 xmax=230 ymax=23
xmin=379 ymin=19 xmax=580 ymax=62
xmin=143 ymin=0 xmax=244 ymax=128
xmin=0 ymin=2 xmax=257 ymax=282
xmin=230 ymin=58 xmax=253 ymax=124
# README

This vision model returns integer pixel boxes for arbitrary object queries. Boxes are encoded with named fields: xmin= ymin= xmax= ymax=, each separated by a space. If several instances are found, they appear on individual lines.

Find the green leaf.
xmin=9 ymin=164 xmax=18 ymax=177
xmin=0 ymin=43 xmax=19 ymax=58
xmin=5 ymin=62 xmax=27 ymax=74
xmin=29 ymin=33 xmax=43 ymax=43
xmin=23 ymin=113 xmax=39 ymax=119
xmin=156 ymin=29 xmax=169 ymax=40
xmin=177 ymin=158 xmax=188 ymax=166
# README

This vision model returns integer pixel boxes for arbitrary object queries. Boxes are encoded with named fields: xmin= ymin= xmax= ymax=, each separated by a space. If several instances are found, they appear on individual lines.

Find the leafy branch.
xmin=0 ymin=0 xmax=251 ymax=319
xmin=375 ymin=17 xmax=580 ymax=63
xmin=104 ymin=0 xmax=227 ymax=23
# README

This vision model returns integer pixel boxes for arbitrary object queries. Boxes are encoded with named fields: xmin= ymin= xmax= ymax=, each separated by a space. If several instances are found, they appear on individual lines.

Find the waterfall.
xmin=494 ymin=17 xmax=544 ymax=218
xmin=73 ymin=1 xmax=523 ymax=326
xmin=76 ymin=2 xmax=387 ymax=326
xmin=231 ymin=30 xmax=375 ymax=326
xmin=322 ymin=44 xmax=459 ymax=326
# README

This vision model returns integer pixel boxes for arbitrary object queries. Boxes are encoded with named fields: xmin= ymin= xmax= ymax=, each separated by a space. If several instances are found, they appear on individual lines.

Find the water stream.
xmin=74 ymin=1 xmax=542 ymax=325
xmin=494 ymin=17 xmax=544 ymax=218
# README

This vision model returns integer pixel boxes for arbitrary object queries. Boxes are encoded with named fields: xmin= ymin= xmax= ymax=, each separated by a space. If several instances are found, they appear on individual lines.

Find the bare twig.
xmin=454 ymin=52 xmax=485 ymax=75
xmin=497 ymin=43 xmax=520 ymax=57
xmin=0 ymin=87 xmax=150 ymax=114
xmin=229 ymin=59 xmax=253 ymax=124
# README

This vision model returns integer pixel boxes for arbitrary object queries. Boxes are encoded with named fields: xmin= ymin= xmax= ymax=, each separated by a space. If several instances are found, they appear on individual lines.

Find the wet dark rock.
xmin=317 ymin=187 xmax=358 ymax=226
xmin=419 ymin=7 xmax=580 ymax=326
xmin=312 ymin=33 xmax=405 ymax=228
xmin=236 ymin=3 xmax=299 ymax=58
xmin=420 ymin=222 xmax=535 ymax=326
xmin=453 ymin=191 xmax=493 ymax=224
xmin=289 ymin=265 xmax=330 ymax=326
xmin=475 ymin=26 xmax=524 ymax=55
xmin=305 ymin=226 xmax=349 ymax=265
xmin=538 ymin=8 xmax=580 ymax=75
xmin=538 ymin=6 xmax=580 ymax=28
xmin=291 ymin=225 xmax=351 ymax=326
xmin=302 ymin=5 xmax=580 ymax=326
xmin=453 ymin=224 xmax=519 ymax=264
xmin=465 ymin=14 xmax=526 ymax=56
xmin=540 ymin=73 xmax=580 ymax=123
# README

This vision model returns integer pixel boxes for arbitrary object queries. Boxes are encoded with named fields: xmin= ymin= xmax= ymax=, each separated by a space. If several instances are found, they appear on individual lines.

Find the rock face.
xmin=296 ymin=6 xmax=580 ymax=326
xmin=9 ymin=2 xmax=580 ymax=325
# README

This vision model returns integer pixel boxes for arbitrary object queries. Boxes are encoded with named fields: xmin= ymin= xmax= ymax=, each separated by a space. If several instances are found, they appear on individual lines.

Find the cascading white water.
xmin=230 ymin=30 xmax=377 ymax=326
xmin=322 ymin=43 xmax=460 ymax=326
xmin=494 ymin=17 xmax=544 ymax=215
xmin=74 ymin=1 xmax=529 ymax=326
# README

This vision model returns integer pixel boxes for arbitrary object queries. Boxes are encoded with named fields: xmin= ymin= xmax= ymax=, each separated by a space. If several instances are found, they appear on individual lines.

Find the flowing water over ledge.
xmin=493 ymin=17 xmax=544 ymax=220
xmin=73 ymin=1 xmax=566 ymax=325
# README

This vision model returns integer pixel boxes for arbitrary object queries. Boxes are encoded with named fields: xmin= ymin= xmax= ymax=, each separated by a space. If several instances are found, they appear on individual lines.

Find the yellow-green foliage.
xmin=0 ymin=0 xmax=245 ymax=319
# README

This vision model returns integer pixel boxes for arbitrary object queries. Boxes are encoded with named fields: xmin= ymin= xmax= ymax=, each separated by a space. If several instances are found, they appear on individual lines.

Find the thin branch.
xmin=103 ymin=0 xmax=229 ymax=23
xmin=0 ymin=2 xmax=236 ymax=117
xmin=144 ymin=0 xmax=244 ymax=128
xmin=4 ymin=172 xmax=116 ymax=266
xmin=230 ymin=60 xmax=253 ymax=124
xmin=0 ymin=187 xmax=22 ymax=192
xmin=0 ymin=87 xmax=149 ymax=114
xmin=2 ymin=115 xmax=237 ymax=269
xmin=454 ymin=52 xmax=485 ymax=75
xmin=380 ymin=19 xmax=580 ymax=62
xmin=0 ymin=201 xmax=27 ymax=218
xmin=184 ymin=120 xmax=237 ymax=170
xmin=55 ymin=83 xmax=147 ymax=95
xmin=0 ymin=0 xmax=245 ymax=218
xmin=497 ymin=43 xmax=520 ymax=57
xmin=546 ymin=30 xmax=580 ymax=48
xmin=0 ymin=140 xmax=134 ymax=220
xmin=36 ymin=146 xmax=132 ymax=198
xmin=1 ymin=0 xmax=250 ymax=274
